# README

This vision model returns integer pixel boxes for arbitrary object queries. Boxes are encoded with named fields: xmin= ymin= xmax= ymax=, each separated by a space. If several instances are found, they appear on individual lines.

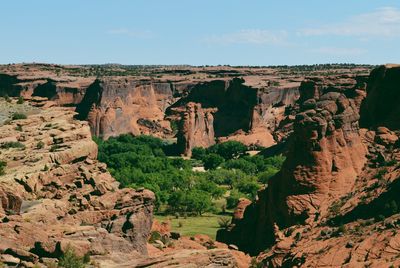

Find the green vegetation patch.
xmin=155 ymin=214 xmax=231 ymax=239
xmin=95 ymin=135 xmax=285 ymax=217
xmin=0 ymin=141 xmax=25 ymax=149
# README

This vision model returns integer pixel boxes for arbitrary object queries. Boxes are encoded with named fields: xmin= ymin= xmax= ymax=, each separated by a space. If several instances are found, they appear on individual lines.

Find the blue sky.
xmin=1 ymin=1 xmax=399 ymax=65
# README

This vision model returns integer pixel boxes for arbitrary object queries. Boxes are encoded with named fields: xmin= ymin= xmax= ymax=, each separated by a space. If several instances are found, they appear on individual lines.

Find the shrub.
xmin=15 ymin=125 xmax=23 ymax=131
xmin=385 ymin=159 xmax=397 ymax=166
xmin=149 ymin=231 xmax=162 ymax=243
xmin=82 ymin=253 xmax=90 ymax=264
xmin=226 ymin=189 xmax=245 ymax=209
xmin=16 ymin=96 xmax=24 ymax=104
xmin=4 ymin=95 xmax=11 ymax=102
xmin=375 ymin=214 xmax=385 ymax=222
xmin=375 ymin=168 xmax=388 ymax=180
xmin=294 ymin=232 xmax=301 ymax=241
xmin=0 ymin=161 xmax=6 ymax=176
xmin=384 ymin=200 xmax=398 ymax=216
xmin=12 ymin=113 xmax=27 ymax=120
xmin=36 ymin=141 xmax=45 ymax=149
xmin=50 ymin=144 xmax=62 ymax=152
xmin=337 ymin=224 xmax=346 ymax=234
xmin=58 ymin=246 xmax=86 ymax=268
xmin=217 ymin=217 xmax=231 ymax=228
xmin=329 ymin=201 xmax=341 ymax=216
xmin=0 ymin=141 xmax=25 ymax=149
xmin=170 ymin=120 xmax=179 ymax=133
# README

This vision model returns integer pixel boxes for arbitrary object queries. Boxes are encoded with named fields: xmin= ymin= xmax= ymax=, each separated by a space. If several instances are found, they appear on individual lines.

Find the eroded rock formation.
xmin=218 ymin=74 xmax=369 ymax=254
xmin=218 ymin=66 xmax=400 ymax=267
xmin=0 ymin=65 xmax=304 ymax=155
xmin=75 ymin=78 xmax=180 ymax=139
xmin=0 ymin=103 xmax=250 ymax=267
xmin=175 ymin=102 xmax=216 ymax=156
xmin=0 ymin=107 xmax=155 ymax=266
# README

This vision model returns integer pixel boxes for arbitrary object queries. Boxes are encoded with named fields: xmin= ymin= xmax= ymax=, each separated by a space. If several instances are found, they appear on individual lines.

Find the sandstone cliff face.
xmin=75 ymin=78 xmax=180 ymax=139
xmin=172 ymin=78 xmax=298 ymax=154
xmin=218 ymin=67 xmax=400 ymax=267
xmin=0 ymin=67 xmax=302 ymax=155
xmin=360 ymin=64 xmax=400 ymax=129
xmin=218 ymin=74 xmax=369 ymax=254
xmin=0 ymin=73 xmax=94 ymax=106
xmin=176 ymin=102 xmax=216 ymax=157
xmin=0 ymin=106 xmax=155 ymax=267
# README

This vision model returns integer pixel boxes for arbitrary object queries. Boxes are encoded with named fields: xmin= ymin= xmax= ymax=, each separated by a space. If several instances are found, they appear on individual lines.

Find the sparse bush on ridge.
xmin=36 ymin=141 xmax=45 ymax=149
xmin=12 ymin=112 xmax=27 ymax=120
xmin=16 ymin=96 xmax=24 ymax=104
xmin=0 ymin=161 xmax=6 ymax=176
xmin=58 ymin=246 xmax=87 ymax=268
xmin=0 ymin=141 xmax=25 ymax=149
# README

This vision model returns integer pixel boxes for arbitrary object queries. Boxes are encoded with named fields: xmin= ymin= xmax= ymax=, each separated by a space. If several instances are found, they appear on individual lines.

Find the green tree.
xmin=191 ymin=147 xmax=207 ymax=160
xmin=208 ymin=141 xmax=247 ymax=160
xmin=58 ymin=247 xmax=86 ymax=268
xmin=16 ymin=96 xmax=24 ymax=104
xmin=226 ymin=189 xmax=245 ymax=209
xmin=223 ymin=158 xmax=257 ymax=174
xmin=168 ymin=190 xmax=213 ymax=215
xmin=235 ymin=176 xmax=260 ymax=200
xmin=203 ymin=153 xmax=224 ymax=170
xmin=258 ymin=166 xmax=279 ymax=184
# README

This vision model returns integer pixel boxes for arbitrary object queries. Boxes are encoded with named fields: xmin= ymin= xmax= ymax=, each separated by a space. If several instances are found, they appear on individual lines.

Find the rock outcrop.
xmin=0 ymin=106 xmax=155 ymax=267
xmin=75 ymin=78 xmax=181 ymax=139
xmin=176 ymin=102 xmax=216 ymax=156
xmin=0 ymin=103 xmax=251 ymax=267
xmin=172 ymin=78 xmax=297 ymax=154
xmin=218 ymin=66 xmax=400 ymax=267
xmin=218 ymin=74 xmax=369 ymax=254
xmin=360 ymin=64 xmax=400 ymax=129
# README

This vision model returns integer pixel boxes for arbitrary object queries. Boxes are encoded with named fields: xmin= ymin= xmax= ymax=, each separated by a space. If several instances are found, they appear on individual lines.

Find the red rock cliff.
xmin=217 ymin=74 xmax=368 ymax=254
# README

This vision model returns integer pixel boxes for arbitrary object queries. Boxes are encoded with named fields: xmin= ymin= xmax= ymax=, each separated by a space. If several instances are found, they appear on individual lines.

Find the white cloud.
xmin=309 ymin=47 xmax=367 ymax=56
xmin=204 ymin=29 xmax=288 ymax=45
xmin=298 ymin=7 xmax=400 ymax=38
xmin=107 ymin=28 xmax=153 ymax=38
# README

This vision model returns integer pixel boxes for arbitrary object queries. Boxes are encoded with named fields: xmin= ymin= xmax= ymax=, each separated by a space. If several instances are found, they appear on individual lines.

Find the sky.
xmin=0 ymin=1 xmax=399 ymax=66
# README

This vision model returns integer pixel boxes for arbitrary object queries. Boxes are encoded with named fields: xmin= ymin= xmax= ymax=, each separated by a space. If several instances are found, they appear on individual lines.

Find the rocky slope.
xmin=217 ymin=65 xmax=400 ymax=267
xmin=0 ymin=105 xmax=155 ymax=266
xmin=0 ymin=101 xmax=247 ymax=267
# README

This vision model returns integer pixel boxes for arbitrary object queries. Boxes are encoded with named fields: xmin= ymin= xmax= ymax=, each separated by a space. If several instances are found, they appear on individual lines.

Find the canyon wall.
xmin=75 ymin=78 xmax=180 ymax=139
xmin=0 ymin=70 xmax=301 ymax=155
xmin=360 ymin=64 xmax=400 ymax=129
xmin=170 ymin=78 xmax=299 ymax=155
xmin=218 ymin=74 xmax=369 ymax=254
